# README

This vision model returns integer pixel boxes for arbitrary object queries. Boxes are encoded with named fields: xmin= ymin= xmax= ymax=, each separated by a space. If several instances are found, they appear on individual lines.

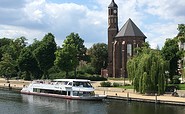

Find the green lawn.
xmin=115 ymin=85 xmax=134 ymax=89
xmin=115 ymin=84 xmax=185 ymax=90
xmin=177 ymin=84 xmax=185 ymax=90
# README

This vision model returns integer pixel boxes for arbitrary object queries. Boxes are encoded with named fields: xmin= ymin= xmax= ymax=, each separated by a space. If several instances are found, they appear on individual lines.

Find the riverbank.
xmin=0 ymin=78 xmax=29 ymax=91
xmin=0 ymin=78 xmax=185 ymax=106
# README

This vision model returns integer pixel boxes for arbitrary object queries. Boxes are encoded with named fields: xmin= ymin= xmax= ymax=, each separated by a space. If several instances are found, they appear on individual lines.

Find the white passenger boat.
xmin=21 ymin=79 xmax=106 ymax=101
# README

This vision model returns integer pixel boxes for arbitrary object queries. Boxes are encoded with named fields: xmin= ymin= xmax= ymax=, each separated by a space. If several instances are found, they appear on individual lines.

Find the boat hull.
xmin=21 ymin=91 xmax=106 ymax=101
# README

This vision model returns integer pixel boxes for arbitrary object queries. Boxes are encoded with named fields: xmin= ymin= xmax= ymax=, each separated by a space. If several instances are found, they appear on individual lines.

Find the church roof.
xmin=108 ymin=0 xmax=118 ymax=8
xmin=115 ymin=18 xmax=146 ymax=38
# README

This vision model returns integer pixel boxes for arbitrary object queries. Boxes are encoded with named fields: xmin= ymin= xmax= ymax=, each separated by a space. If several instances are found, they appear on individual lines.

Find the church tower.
xmin=107 ymin=0 xmax=118 ymax=77
xmin=107 ymin=0 xmax=147 ymax=78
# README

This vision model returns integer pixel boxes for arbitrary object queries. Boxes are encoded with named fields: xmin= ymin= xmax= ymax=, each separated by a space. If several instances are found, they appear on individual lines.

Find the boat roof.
xmin=53 ymin=79 xmax=91 ymax=82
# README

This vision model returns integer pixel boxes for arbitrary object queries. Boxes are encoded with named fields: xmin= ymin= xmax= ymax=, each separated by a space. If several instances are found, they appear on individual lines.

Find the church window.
xmin=111 ymin=18 xmax=113 ymax=23
xmin=110 ymin=9 xmax=113 ymax=15
xmin=127 ymin=44 xmax=132 ymax=57
xmin=114 ymin=18 xmax=116 ymax=23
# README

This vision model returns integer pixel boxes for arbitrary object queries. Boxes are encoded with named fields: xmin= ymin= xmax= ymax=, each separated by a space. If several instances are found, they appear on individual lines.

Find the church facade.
xmin=107 ymin=0 xmax=147 ymax=78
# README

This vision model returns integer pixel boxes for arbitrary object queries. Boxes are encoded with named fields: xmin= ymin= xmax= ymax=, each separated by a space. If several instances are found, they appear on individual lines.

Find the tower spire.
xmin=108 ymin=0 xmax=117 ymax=8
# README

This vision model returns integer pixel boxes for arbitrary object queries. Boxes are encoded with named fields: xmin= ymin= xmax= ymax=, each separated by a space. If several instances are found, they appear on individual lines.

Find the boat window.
xmin=73 ymin=91 xmax=94 ymax=96
xmin=73 ymin=91 xmax=78 ymax=96
xmin=73 ymin=81 xmax=92 ymax=88
xmin=67 ymin=91 xmax=71 ymax=96
xmin=61 ymin=91 xmax=67 ymax=95
xmin=33 ymin=88 xmax=40 ymax=92
xmin=68 ymin=82 xmax=72 ymax=86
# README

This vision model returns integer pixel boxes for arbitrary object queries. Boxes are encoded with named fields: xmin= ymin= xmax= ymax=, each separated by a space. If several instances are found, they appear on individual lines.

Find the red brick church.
xmin=107 ymin=0 xmax=147 ymax=78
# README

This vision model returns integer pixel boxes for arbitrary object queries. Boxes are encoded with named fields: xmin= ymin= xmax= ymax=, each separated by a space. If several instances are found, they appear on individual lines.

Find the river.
xmin=0 ymin=89 xmax=185 ymax=114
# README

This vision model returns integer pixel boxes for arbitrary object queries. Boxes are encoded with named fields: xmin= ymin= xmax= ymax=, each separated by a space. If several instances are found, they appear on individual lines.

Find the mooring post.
xmin=155 ymin=93 xmax=158 ymax=103
xmin=8 ymin=83 xmax=10 ymax=88
xmin=127 ymin=92 xmax=129 ymax=101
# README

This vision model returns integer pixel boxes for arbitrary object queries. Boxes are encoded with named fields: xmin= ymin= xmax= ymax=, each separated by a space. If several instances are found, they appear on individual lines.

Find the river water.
xmin=0 ymin=89 xmax=185 ymax=114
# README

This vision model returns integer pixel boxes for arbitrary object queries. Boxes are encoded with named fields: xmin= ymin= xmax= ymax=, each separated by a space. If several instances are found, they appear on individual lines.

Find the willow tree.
xmin=127 ymin=47 xmax=168 ymax=95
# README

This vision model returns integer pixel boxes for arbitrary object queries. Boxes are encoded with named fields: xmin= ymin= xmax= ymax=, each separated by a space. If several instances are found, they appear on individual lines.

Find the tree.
xmin=17 ymin=47 xmax=40 ymax=80
xmin=0 ymin=38 xmax=12 ymax=60
xmin=127 ymin=47 xmax=168 ymax=95
xmin=28 ymin=39 xmax=41 ymax=51
xmin=161 ymin=38 xmax=180 ymax=81
xmin=177 ymin=24 xmax=185 ymax=39
xmin=0 ymin=37 xmax=27 ymax=78
xmin=0 ymin=53 xmax=17 ymax=81
xmin=88 ymin=43 xmax=108 ymax=74
xmin=177 ymin=24 xmax=185 ymax=80
xmin=34 ymin=33 xmax=57 ymax=79
xmin=55 ymin=32 xmax=87 ymax=77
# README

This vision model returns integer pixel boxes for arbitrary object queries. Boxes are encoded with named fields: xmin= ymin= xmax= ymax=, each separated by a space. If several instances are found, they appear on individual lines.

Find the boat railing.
xmin=31 ymin=80 xmax=69 ymax=86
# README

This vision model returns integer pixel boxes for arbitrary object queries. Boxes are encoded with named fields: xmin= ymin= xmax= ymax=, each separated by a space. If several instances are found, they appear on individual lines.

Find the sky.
xmin=0 ymin=0 xmax=185 ymax=49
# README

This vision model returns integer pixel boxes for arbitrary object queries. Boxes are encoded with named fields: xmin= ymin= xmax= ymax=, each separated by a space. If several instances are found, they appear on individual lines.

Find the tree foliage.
xmin=17 ymin=47 xmax=40 ymax=80
xmin=33 ymin=33 xmax=57 ymax=79
xmin=161 ymin=38 xmax=180 ymax=80
xmin=0 ymin=53 xmax=17 ymax=79
xmin=55 ymin=32 xmax=86 ymax=77
xmin=177 ymin=24 xmax=185 ymax=41
xmin=177 ymin=24 xmax=185 ymax=79
xmin=88 ymin=43 xmax=108 ymax=74
xmin=127 ymin=47 xmax=168 ymax=95
xmin=0 ymin=38 xmax=12 ymax=60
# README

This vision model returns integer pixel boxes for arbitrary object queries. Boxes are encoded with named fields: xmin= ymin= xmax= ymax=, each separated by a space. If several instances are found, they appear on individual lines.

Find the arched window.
xmin=127 ymin=44 xmax=132 ymax=57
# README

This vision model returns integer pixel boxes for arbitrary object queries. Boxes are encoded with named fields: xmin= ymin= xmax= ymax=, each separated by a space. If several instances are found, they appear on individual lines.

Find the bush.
xmin=68 ymin=75 xmax=107 ymax=81
xmin=124 ymin=83 xmax=131 ymax=86
xmin=87 ymin=76 xmax=107 ymax=81
xmin=100 ymin=81 xmax=112 ymax=87
xmin=173 ymin=75 xmax=180 ymax=84
xmin=77 ymin=63 xmax=95 ymax=75
xmin=113 ymin=82 xmax=121 ymax=87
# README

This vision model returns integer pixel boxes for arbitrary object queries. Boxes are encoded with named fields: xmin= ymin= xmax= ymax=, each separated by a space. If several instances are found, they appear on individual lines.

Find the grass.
xmin=174 ymin=84 xmax=185 ymax=90
xmin=112 ymin=84 xmax=134 ymax=89
xmin=119 ymin=85 xmax=134 ymax=89
xmin=115 ymin=84 xmax=185 ymax=90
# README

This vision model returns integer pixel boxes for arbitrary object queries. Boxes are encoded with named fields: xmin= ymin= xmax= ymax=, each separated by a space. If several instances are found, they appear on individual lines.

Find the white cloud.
xmin=0 ymin=25 xmax=45 ymax=44
xmin=144 ymin=23 xmax=178 ymax=48
xmin=0 ymin=0 xmax=185 ymax=49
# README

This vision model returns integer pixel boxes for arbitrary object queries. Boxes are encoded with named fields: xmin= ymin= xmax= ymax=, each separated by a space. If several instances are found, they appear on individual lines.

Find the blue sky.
xmin=0 ymin=0 xmax=185 ymax=49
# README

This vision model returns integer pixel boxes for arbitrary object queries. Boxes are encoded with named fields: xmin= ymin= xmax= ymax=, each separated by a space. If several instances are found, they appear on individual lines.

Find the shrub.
xmin=113 ymin=82 xmax=121 ymax=87
xmin=100 ymin=81 xmax=112 ymax=87
xmin=67 ymin=75 xmax=107 ymax=81
xmin=88 ymin=76 xmax=107 ymax=81
xmin=173 ymin=75 xmax=180 ymax=84
xmin=124 ymin=83 xmax=131 ymax=86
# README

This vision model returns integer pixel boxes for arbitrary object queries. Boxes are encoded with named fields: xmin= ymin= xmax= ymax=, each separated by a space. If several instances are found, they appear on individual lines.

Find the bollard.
xmin=155 ymin=93 xmax=158 ymax=103
xmin=127 ymin=92 xmax=130 ymax=101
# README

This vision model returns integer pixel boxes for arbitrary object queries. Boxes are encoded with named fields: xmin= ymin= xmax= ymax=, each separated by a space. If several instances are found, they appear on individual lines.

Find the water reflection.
xmin=21 ymin=94 xmax=106 ymax=114
xmin=105 ymin=100 xmax=185 ymax=114
xmin=0 ymin=90 xmax=185 ymax=114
